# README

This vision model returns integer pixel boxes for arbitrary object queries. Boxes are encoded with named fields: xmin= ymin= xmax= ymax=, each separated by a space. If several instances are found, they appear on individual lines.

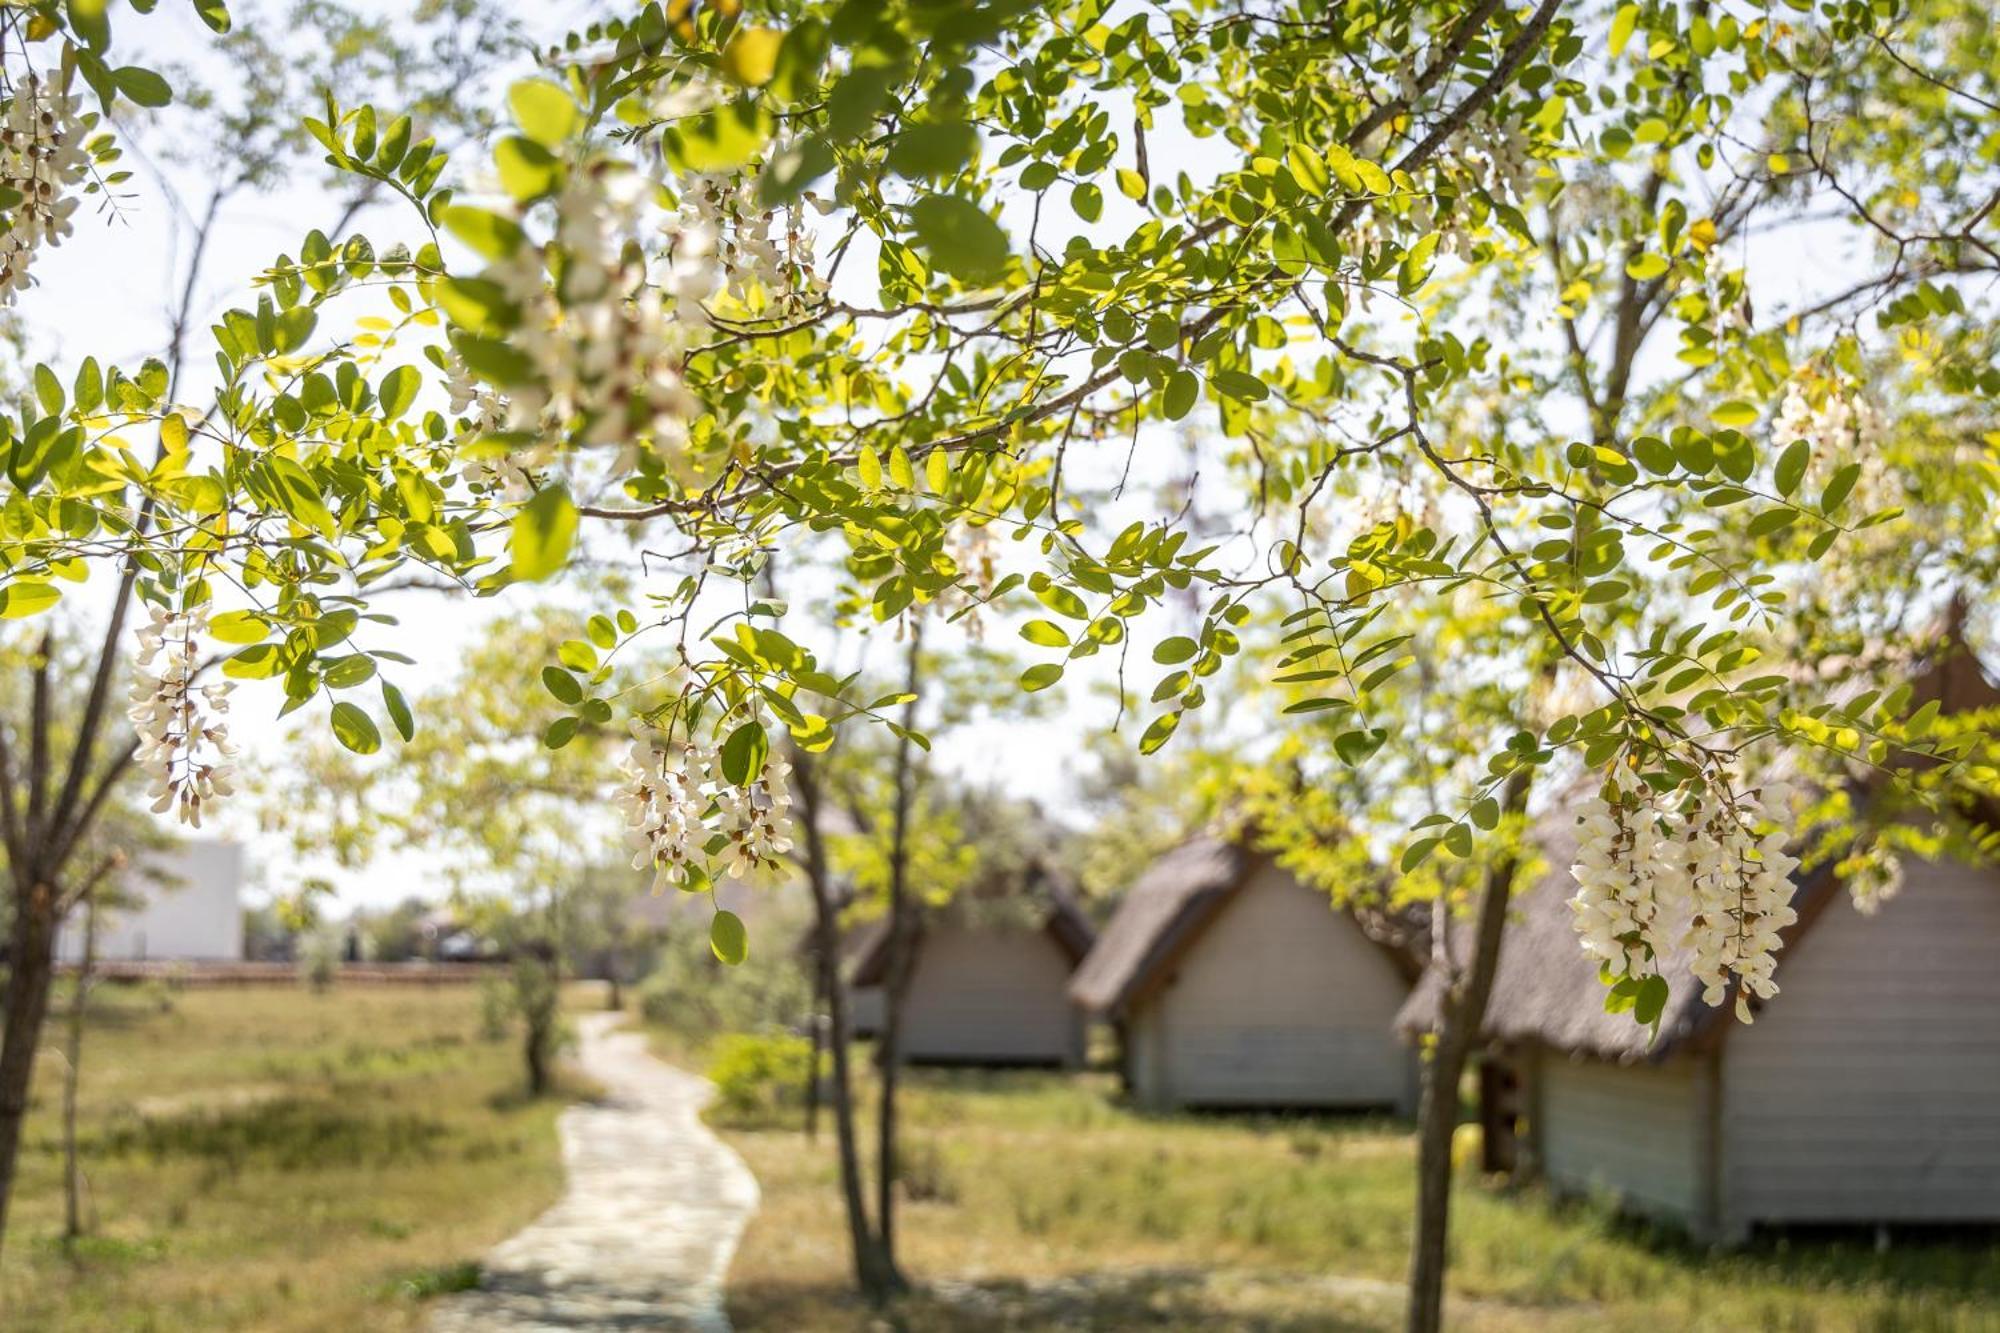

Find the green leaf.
xmin=1710 ymin=400 xmax=1759 ymax=428
xmin=710 ymin=910 xmax=748 ymax=965
xmin=0 ymin=583 xmax=60 ymax=619
xmin=330 ymin=701 xmax=381 ymax=755
xmin=1020 ymin=619 xmax=1070 ymax=647
xmin=541 ymin=665 xmax=583 ymax=705
xmin=1211 ymin=369 xmax=1269 ymax=403
xmin=1774 ymin=439 xmax=1809 ymax=498
xmin=322 ymin=653 xmax=377 ymax=689
xmin=441 ymin=205 xmax=527 ymax=260
xmin=543 ymin=715 xmax=578 ymax=749
xmin=1035 ymin=583 xmax=1089 ymax=619
xmin=112 ymin=66 xmax=173 ymax=108
xmin=909 ymin=194 xmax=1009 ymax=283
xmin=1070 ymin=181 xmax=1103 ymax=222
xmin=511 ymin=486 xmax=577 ymax=582
xmin=886 ymin=120 xmax=976 ymax=179
xmin=508 ymin=79 xmax=579 ymax=147
xmin=719 ymin=720 xmax=770 ymax=786
xmin=1624 ymin=252 xmax=1669 ymax=281
xmin=1820 ymin=462 xmax=1861 ymax=516
xmin=1609 ymin=3 xmax=1639 ymax=57
xmin=1153 ymin=636 xmax=1198 ymax=664
xmin=378 ymin=366 xmax=420 ymax=419
xmin=1401 ymin=838 xmax=1440 ymax=872
xmin=67 ymin=0 xmax=109 ymax=49
xmin=1020 ymin=663 xmax=1064 ymax=692
xmin=192 ymin=0 xmax=231 ymax=33
xmin=857 ymin=445 xmax=883 ymax=489
xmin=1634 ymin=973 xmax=1670 ymax=1026
xmin=1138 ymin=710 xmax=1180 ymax=755
xmin=207 ymin=610 xmax=268 ymax=644
xmin=382 ymin=682 xmax=415 ymax=742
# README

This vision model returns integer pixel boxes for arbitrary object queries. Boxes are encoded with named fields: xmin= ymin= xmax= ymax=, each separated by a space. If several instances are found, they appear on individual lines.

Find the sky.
xmin=13 ymin=0 xmax=1881 ymax=915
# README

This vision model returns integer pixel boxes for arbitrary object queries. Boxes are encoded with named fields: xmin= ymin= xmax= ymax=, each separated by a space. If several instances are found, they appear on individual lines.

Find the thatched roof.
xmin=1399 ymin=602 xmax=2000 ymax=1063
xmin=1069 ymin=834 xmax=1429 ymax=1020
xmin=1068 ymin=837 xmax=1247 ymax=1018
xmin=847 ymin=858 xmax=1096 ymax=986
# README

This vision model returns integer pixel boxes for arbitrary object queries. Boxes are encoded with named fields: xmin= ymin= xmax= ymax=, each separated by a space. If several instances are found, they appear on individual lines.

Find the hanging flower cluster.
xmin=671 ymin=170 xmax=823 ymax=319
xmin=0 ymin=75 xmax=87 ymax=303
xmin=1569 ymin=763 xmax=1800 ymax=1022
xmin=617 ymin=725 xmax=793 ymax=891
xmin=129 ymin=606 xmax=237 ymax=827
xmin=1773 ymin=374 xmax=1878 ymax=456
xmin=475 ymin=162 xmax=702 ymax=472
xmin=1840 ymin=841 xmax=1904 ymax=916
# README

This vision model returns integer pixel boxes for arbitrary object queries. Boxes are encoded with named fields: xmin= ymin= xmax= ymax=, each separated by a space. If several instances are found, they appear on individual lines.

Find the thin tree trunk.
xmin=62 ymin=886 xmax=99 ymax=1248
xmin=794 ymin=749 xmax=897 ymax=1297
xmin=804 ymin=971 xmax=823 ymax=1141
xmin=872 ymin=624 xmax=923 ymax=1290
xmin=1406 ymin=775 xmax=1528 ymax=1333
xmin=0 ymin=883 xmax=60 ymax=1258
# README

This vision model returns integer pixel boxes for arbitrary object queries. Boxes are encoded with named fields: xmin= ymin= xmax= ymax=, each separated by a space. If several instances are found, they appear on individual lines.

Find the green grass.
xmin=714 ymin=1063 xmax=2000 ymax=1332
xmin=0 ymin=981 xmax=573 ymax=1332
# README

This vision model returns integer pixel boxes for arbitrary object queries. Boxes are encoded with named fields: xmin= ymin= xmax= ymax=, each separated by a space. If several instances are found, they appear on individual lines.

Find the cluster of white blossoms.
xmin=0 ymin=75 xmax=88 ymax=303
xmin=671 ymin=170 xmax=823 ymax=319
xmin=1840 ymin=841 xmax=1904 ymax=916
xmin=617 ymin=724 xmax=794 ymax=892
xmin=483 ymin=162 xmax=703 ymax=470
xmin=1569 ymin=762 xmax=1800 ymax=1022
xmin=128 ymin=606 xmax=237 ymax=827
xmin=1773 ymin=374 xmax=1879 ymax=456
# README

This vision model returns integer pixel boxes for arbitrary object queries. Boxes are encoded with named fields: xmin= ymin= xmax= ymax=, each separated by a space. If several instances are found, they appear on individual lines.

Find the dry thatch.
xmin=846 ymin=858 xmax=1096 ymax=987
xmin=1069 ymin=835 xmax=1429 ymax=1020
xmin=1067 ymin=836 xmax=1248 ymax=1018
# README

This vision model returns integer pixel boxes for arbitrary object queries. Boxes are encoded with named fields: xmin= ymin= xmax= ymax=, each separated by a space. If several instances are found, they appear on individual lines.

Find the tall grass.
xmin=0 ymin=983 xmax=569 ymax=1332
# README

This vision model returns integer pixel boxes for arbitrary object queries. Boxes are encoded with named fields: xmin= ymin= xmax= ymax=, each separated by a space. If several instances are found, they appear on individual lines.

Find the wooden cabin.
xmin=1070 ymin=836 xmax=1423 ymax=1113
xmin=847 ymin=863 xmax=1095 ymax=1068
xmin=1400 ymin=617 xmax=2000 ymax=1241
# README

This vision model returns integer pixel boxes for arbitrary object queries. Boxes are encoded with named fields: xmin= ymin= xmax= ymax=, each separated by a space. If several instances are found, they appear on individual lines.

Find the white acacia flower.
xmin=0 ymin=76 xmax=87 ymax=304
xmin=128 ymin=606 xmax=235 ymax=827
xmin=1568 ymin=763 xmax=1801 ymax=1024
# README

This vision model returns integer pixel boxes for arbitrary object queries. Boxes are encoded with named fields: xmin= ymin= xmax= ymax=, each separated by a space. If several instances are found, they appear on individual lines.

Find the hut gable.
xmin=1073 ymin=835 xmax=1425 ymax=1112
xmin=1067 ymin=836 xmax=1250 ymax=1020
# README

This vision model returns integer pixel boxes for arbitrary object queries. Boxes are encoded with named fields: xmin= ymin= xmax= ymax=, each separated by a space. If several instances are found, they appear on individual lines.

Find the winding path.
xmin=431 ymin=1011 xmax=760 ymax=1332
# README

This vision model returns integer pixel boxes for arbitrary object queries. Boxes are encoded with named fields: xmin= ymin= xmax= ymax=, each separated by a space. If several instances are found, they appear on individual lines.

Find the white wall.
xmin=1722 ymin=856 xmax=2000 ymax=1231
xmin=898 ymin=923 xmax=1082 ymax=1066
xmin=1537 ymin=1051 xmax=1705 ymax=1226
xmin=58 ymin=841 xmax=244 ymax=963
xmin=1129 ymin=862 xmax=1412 ymax=1111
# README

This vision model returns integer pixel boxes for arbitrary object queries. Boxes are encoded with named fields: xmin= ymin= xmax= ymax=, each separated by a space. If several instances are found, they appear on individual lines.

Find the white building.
xmin=58 ymin=841 xmax=245 ymax=962
xmin=1072 ymin=836 xmax=1424 ymax=1113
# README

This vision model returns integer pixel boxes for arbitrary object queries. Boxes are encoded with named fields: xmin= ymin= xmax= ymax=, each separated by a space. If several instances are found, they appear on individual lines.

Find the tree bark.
xmin=0 ymin=881 xmax=60 ymax=1258
xmin=870 ymin=624 xmax=923 ymax=1292
xmin=62 ymin=885 xmax=99 ymax=1248
xmin=1406 ymin=776 xmax=1529 ymax=1333
xmin=793 ymin=749 xmax=898 ymax=1298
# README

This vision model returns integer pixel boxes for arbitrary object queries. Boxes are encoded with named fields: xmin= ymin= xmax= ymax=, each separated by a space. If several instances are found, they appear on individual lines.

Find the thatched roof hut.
xmin=847 ymin=858 xmax=1096 ymax=1067
xmin=1400 ymin=604 xmax=2000 ymax=1241
xmin=1072 ymin=834 xmax=1426 ymax=1112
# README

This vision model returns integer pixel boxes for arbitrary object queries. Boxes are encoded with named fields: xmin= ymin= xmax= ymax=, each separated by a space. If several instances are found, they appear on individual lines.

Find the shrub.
xmin=635 ymin=924 xmax=809 ymax=1047
xmin=705 ymin=1032 xmax=815 ymax=1128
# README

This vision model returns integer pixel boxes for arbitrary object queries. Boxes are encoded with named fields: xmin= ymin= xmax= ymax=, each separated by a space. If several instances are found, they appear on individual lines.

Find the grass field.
xmin=714 ymin=1064 xmax=2000 ymax=1332
xmin=0 ymin=980 xmax=571 ymax=1332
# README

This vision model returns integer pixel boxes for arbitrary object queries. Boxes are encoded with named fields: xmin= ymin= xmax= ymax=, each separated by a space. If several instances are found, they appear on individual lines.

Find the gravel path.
xmin=431 ymin=1011 xmax=759 ymax=1332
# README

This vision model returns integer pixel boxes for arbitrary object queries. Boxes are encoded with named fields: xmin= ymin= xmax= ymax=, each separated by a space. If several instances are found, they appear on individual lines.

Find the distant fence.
xmin=58 ymin=960 xmax=506 ymax=987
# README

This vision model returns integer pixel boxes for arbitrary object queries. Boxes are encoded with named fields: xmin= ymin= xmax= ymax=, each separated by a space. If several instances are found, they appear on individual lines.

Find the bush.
xmin=706 ymin=1032 xmax=815 ymax=1128
xmin=635 ymin=924 xmax=810 ymax=1047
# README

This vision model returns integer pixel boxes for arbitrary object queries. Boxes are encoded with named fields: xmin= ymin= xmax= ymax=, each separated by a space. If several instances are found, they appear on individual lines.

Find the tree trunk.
xmin=0 ymin=882 xmax=60 ymax=1257
xmin=793 ymin=749 xmax=898 ymax=1299
xmin=870 ymin=624 xmax=923 ymax=1293
xmin=804 ymin=977 xmax=823 ymax=1142
xmin=1406 ymin=777 xmax=1528 ymax=1333
xmin=62 ymin=885 xmax=99 ymax=1248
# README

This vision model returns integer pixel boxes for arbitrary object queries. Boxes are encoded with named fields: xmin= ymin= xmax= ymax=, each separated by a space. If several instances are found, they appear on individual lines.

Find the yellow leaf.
xmin=161 ymin=414 xmax=189 ymax=452
xmin=721 ymin=26 xmax=783 ymax=87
